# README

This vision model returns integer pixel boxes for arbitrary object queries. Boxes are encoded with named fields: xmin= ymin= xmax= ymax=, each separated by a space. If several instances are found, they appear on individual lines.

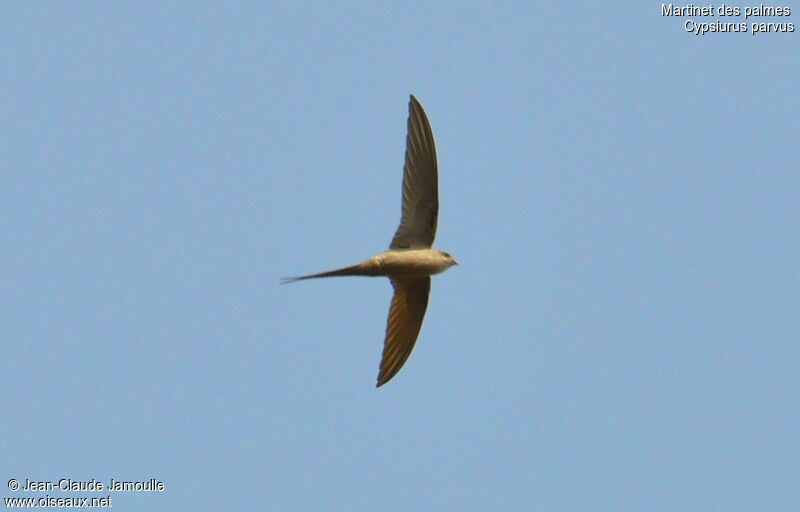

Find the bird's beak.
xmin=453 ymin=258 xmax=459 ymax=266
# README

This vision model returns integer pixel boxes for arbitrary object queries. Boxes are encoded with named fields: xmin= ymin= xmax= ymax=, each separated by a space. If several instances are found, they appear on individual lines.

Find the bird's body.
xmin=283 ymin=95 xmax=457 ymax=387
xmin=283 ymin=248 xmax=455 ymax=283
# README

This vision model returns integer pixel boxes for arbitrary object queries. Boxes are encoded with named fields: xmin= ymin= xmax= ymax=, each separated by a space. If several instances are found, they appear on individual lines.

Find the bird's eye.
xmin=443 ymin=252 xmax=451 ymax=258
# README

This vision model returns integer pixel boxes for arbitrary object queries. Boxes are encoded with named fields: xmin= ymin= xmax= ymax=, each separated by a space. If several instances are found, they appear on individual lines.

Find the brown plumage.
xmin=283 ymin=95 xmax=457 ymax=387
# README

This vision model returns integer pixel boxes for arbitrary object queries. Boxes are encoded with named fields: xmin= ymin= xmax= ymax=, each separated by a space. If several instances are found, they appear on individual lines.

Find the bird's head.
xmin=438 ymin=250 xmax=458 ymax=267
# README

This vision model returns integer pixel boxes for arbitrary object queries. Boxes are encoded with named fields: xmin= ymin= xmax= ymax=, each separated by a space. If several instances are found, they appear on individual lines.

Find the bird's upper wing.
xmin=376 ymin=277 xmax=431 ymax=387
xmin=389 ymin=95 xmax=439 ymax=250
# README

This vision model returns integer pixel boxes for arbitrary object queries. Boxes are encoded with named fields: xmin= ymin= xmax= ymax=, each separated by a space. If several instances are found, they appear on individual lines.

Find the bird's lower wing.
xmin=376 ymin=276 xmax=431 ymax=387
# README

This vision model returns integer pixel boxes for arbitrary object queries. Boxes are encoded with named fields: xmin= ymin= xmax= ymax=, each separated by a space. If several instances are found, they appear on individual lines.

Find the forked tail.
xmin=281 ymin=259 xmax=380 ymax=284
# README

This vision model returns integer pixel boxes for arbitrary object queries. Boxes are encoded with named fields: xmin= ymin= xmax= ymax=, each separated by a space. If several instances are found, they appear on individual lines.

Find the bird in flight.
xmin=283 ymin=95 xmax=457 ymax=387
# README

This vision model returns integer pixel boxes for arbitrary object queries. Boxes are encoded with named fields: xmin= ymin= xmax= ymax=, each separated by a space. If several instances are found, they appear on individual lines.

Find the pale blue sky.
xmin=3 ymin=2 xmax=799 ymax=510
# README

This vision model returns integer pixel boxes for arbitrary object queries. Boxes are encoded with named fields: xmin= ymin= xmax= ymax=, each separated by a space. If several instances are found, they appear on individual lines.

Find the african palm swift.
xmin=283 ymin=95 xmax=457 ymax=387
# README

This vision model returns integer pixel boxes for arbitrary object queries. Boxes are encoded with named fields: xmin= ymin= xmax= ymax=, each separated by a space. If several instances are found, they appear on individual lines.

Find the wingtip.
xmin=376 ymin=372 xmax=391 ymax=388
